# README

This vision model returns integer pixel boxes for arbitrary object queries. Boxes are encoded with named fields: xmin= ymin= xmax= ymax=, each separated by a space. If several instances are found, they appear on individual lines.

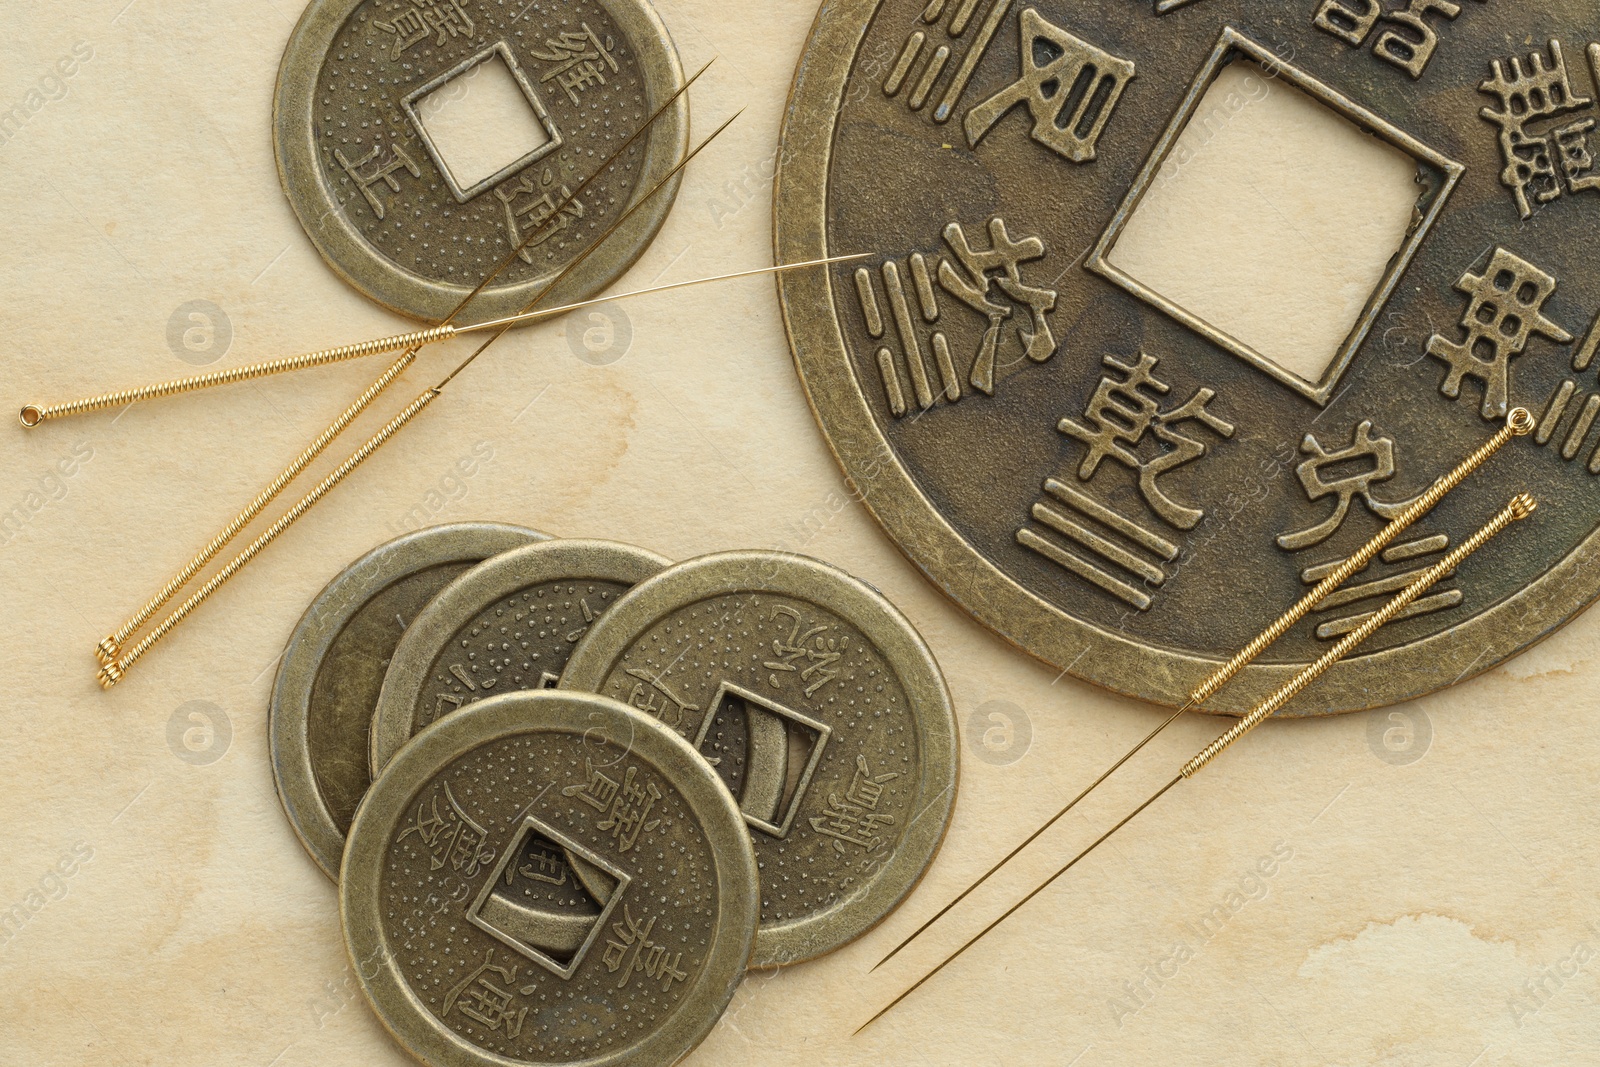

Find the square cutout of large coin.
xmin=1090 ymin=30 xmax=1464 ymax=403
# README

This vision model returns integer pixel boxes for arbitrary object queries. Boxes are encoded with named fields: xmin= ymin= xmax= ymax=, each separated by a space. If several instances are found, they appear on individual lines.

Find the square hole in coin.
xmin=692 ymin=682 xmax=831 ymax=839
xmin=402 ymin=42 xmax=561 ymax=202
xmin=1089 ymin=31 xmax=1463 ymax=403
xmin=466 ymin=816 xmax=628 ymax=979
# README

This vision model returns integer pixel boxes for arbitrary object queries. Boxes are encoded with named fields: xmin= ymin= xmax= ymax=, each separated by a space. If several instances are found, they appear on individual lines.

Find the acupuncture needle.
xmin=856 ymin=491 xmax=1537 ymax=1035
xmin=872 ymin=406 xmax=1537 ymax=972
xmin=24 ymin=60 xmax=715 ymax=432
xmin=90 ymin=64 xmax=709 ymax=671
xmin=19 ymin=257 xmax=863 ymax=427
xmin=91 ymin=61 xmax=711 ymax=667
xmin=99 ymin=107 xmax=758 ymax=688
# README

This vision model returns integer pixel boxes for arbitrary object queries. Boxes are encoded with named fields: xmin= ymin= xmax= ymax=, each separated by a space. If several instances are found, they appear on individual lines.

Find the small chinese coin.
xmin=776 ymin=0 xmax=1600 ymax=714
xmin=271 ymin=522 xmax=545 ymax=881
xmin=370 ymin=538 xmax=669 ymax=775
xmin=559 ymin=550 xmax=958 ymax=967
xmin=343 ymin=689 xmax=759 ymax=1067
xmin=274 ymin=0 xmax=688 ymax=323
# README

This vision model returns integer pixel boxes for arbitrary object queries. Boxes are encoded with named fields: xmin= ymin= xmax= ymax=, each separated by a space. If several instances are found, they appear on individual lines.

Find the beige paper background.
xmin=1108 ymin=60 xmax=1422 ymax=384
xmin=1 ymin=3 xmax=1597 ymax=1065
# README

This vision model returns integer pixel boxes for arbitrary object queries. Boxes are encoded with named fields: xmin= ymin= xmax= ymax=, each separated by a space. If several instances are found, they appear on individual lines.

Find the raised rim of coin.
xmin=370 ymin=538 xmax=671 ymax=776
xmin=559 ymin=549 xmax=958 ymax=967
xmin=271 ymin=522 xmax=545 ymax=881
xmin=273 ymin=0 xmax=689 ymax=324
xmin=341 ymin=689 xmax=759 ymax=1067
xmin=770 ymin=0 xmax=1590 ymax=717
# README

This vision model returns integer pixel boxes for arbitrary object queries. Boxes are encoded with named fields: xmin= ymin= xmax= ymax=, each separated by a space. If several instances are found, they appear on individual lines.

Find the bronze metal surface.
xmin=774 ymin=0 xmax=1600 ymax=714
xmin=341 ymin=690 xmax=758 ymax=1067
xmin=559 ymin=550 xmax=958 ymax=967
xmin=274 ymin=0 xmax=688 ymax=323
xmin=271 ymin=522 xmax=545 ymax=881
xmin=370 ymin=538 xmax=670 ymax=775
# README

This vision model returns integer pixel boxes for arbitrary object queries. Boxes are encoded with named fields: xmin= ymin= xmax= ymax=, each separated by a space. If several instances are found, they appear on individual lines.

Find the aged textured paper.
xmin=2 ymin=3 xmax=1598 ymax=1066
xmin=1107 ymin=60 xmax=1422 ymax=384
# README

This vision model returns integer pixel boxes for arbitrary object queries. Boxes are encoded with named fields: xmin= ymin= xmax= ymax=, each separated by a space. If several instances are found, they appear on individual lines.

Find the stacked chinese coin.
xmin=270 ymin=523 xmax=958 ymax=1066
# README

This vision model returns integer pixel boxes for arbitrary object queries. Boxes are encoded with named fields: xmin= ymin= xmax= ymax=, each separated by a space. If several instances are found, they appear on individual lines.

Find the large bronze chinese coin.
xmin=274 ymin=0 xmax=688 ymax=323
xmin=559 ymin=551 xmax=957 ymax=967
xmin=776 ymin=0 xmax=1600 ymax=715
xmin=370 ymin=538 xmax=669 ymax=774
xmin=272 ymin=522 xmax=545 ymax=881
xmin=342 ymin=689 xmax=758 ymax=1067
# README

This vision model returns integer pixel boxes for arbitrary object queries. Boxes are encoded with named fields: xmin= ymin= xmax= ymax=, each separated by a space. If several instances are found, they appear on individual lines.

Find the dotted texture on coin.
xmin=560 ymin=552 xmax=957 ymax=966
xmin=342 ymin=691 xmax=757 ymax=1067
xmin=775 ymin=0 xmax=1600 ymax=715
xmin=275 ymin=0 xmax=687 ymax=322
xmin=371 ymin=540 xmax=668 ymax=775
xmin=421 ymin=580 xmax=634 ymax=711
xmin=271 ymin=523 xmax=544 ymax=881
xmin=307 ymin=561 xmax=475 ymax=824
xmin=319 ymin=2 xmax=642 ymax=280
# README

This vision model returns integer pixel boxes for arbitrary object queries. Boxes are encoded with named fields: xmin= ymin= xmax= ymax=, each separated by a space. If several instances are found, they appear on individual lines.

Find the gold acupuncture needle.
xmin=89 ymin=64 xmax=712 ymax=668
xmin=24 ymin=60 xmax=716 ymax=432
xmin=871 ymin=407 xmax=1537 ymax=972
xmin=20 ymin=253 xmax=865 ymax=427
xmin=856 ymin=492 xmax=1537 ymax=1035
xmin=98 ymin=110 xmax=746 ymax=688
xmin=459 ymin=258 xmax=865 ymax=331
xmin=432 ymin=110 xmax=736 ymax=395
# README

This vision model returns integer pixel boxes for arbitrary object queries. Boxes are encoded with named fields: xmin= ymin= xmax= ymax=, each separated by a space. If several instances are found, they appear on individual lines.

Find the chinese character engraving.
xmin=1276 ymin=422 xmax=1461 ymax=639
xmin=964 ymin=8 xmax=1135 ymax=163
xmin=622 ymin=668 xmax=700 ymax=729
xmin=442 ymin=950 xmax=526 ymax=1036
xmin=1533 ymin=375 xmax=1600 ymax=474
xmin=1313 ymin=0 xmax=1480 ymax=79
xmin=938 ymin=218 xmax=1057 ymax=395
xmin=1478 ymin=40 xmax=1600 ymax=219
xmin=1020 ymin=353 xmax=1232 ymax=611
xmin=883 ymin=0 xmax=1012 ymax=123
xmin=1534 ymin=299 xmax=1600 ymax=464
xmin=1058 ymin=353 xmax=1237 ymax=531
xmin=428 ymin=691 xmax=464 ymax=728
xmin=1425 ymin=248 xmax=1572 ymax=419
xmin=516 ymin=845 xmax=569 ymax=888
xmin=602 ymin=905 xmax=688 ymax=992
xmin=375 ymin=0 xmax=475 ymax=59
xmin=857 ymin=216 xmax=1060 ymax=417
xmin=561 ymin=758 xmax=620 ymax=813
xmin=496 ymin=167 xmax=585 ymax=264
xmin=809 ymin=755 xmax=900 ymax=856
xmin=763 ymin=606 xmax=844 ymax=697
xmin=1017 ymin=477 xmax=1180 ymax=612
xmin=594 ymin=766 xmax=662 ymax=853
xmin=529 ymin=23 xmax=620 ymax=105
xmin=1276 ymin=421 xmax=1418 ymax=551
xmin=334 ymin=142 xmax=421 ymax=221
xmin=1314 ymin=0 xmax=1380 ymax=44
xmin=395 ymin=782 xmax=496 ymax=876
xmin=563 ymin=761 xmax=660 ymax=852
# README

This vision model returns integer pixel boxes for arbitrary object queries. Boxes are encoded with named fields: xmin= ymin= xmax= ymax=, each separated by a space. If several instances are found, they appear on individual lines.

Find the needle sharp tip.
xmin=871 ymin=941 xmax=909 ymax=971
